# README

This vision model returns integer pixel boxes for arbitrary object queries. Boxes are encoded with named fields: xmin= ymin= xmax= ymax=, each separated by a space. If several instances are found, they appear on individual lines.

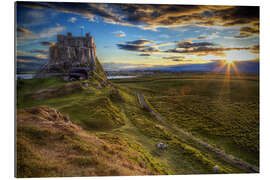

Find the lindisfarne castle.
xmin=36 ymin=32 xmax=107 ymax=81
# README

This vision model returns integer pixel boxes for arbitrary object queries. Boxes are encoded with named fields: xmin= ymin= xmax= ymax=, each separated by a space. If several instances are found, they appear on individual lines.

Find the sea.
xmin=16 ymin=74 xmax=136 ymax=80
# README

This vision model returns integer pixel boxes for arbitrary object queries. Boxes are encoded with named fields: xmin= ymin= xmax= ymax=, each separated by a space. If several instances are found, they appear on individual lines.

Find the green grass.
xmin=112 ymin=73 xmax=259 ymax=167
xmin=16 ymin=73 xmax=259 ymax=177
xmin=59 ymin=96 xmax=125 ymax=130
xmin=17 ymin=105 xmax=169 ymax=177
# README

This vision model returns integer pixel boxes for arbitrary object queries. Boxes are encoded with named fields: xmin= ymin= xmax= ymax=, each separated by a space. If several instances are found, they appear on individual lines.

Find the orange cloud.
xmin=19 ymin=2 xmax=259 ymax=31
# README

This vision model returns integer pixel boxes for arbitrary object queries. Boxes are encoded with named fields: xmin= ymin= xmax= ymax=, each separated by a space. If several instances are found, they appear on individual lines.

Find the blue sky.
xmin=16 ymin=2 xmax=259 ymax=72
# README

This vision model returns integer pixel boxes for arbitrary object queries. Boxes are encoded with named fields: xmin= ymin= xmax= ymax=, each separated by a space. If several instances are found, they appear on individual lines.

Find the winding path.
xmin=135 ymin=91 xmax=259 ymax=173
xmin=135 ymin=91 xmax=163 ymax=121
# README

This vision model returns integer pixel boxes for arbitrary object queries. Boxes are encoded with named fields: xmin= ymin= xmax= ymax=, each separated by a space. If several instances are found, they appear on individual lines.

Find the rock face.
xmin=213 ymin=165 xmax=219 ymax=173
xmin=36 ymin=32 xmax=106 ymax=80
xmin=157 ymin=143 xmax=168 ymax=150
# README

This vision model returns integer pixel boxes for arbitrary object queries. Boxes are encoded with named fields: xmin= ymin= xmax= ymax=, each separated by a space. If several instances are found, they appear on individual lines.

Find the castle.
xmin=48 ymin=32 xmax=97 ymax=72
xmin=36 ymin=32 xmax=106 ymax=80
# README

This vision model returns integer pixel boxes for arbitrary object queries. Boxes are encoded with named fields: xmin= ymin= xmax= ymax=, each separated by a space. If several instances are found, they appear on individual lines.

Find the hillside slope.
xmin=16 ymin=106 xmax=167 ymax=177
xmin=16 ymin=75 xmax=258 ymax=177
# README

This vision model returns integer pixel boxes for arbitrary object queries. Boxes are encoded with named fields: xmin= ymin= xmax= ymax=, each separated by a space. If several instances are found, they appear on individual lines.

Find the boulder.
xmin=213 ymin=165 xmax=219 ymax=173
xmin=63 ymin=76 xmax=70 ymax=82
xmin=157 ymin=143 xmax=167 ymax=150
xmin=83 ymin=82 xmax=89 ymax=87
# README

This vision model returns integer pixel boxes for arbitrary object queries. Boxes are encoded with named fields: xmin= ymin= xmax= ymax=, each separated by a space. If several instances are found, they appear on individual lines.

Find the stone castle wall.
xmin=47 ymin=32 xmax=97 ymax=73
xmin=56 ymin=32 xmax=95 ymax=48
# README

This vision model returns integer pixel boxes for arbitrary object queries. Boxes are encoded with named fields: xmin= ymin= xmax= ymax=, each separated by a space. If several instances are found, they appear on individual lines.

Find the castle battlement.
xmin=56 ymin=32 xmax=95 ymax=48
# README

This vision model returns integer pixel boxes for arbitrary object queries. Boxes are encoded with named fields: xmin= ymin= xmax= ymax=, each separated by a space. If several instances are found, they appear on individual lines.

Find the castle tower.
xmin=36 ymin=32 xmax=106 ymax=80
xmin=47 ymin=32 xmax=97 ymax=73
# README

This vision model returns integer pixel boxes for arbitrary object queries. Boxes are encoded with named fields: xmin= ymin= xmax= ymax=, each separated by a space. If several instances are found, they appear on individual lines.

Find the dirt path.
xmin=135 ymin=91 xmax=163 ymax=121
xmin=135 ymin=91 xmax=259 ymax=173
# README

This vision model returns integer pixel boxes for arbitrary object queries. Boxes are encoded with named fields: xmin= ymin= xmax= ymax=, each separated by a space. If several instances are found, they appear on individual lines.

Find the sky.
xmin=16 ymin=2 xmax=259 ymax=73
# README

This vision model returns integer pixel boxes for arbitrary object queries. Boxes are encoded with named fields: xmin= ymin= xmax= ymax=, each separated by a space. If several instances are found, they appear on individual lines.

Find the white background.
xmin=0 ymin=0 xmax=269 ymax=179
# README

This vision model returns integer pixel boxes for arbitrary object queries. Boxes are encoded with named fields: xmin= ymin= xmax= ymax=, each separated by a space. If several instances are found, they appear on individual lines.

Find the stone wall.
xmin=56 ymin=35 xmax=94 ymax=48
xmin=47 ymin=32 xmax=97 ymax=73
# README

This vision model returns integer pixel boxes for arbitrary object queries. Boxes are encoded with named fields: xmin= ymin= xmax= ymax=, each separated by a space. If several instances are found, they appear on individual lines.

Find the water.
xmin=107 ymin=76 xmax=137 ymax=79
xmin=16 ymin=74 xmax=136 ymax=80
xmin=16 ymin=74 xmax=35 ymax=80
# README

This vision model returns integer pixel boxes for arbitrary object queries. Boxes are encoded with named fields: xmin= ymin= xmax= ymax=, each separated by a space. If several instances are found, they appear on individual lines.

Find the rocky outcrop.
xmin=48 ymin=46 xmax=95 ymax=72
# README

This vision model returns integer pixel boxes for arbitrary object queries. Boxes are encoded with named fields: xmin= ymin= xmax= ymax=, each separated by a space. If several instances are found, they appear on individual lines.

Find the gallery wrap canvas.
xmin=15 ymin=1 xmax=259 ymax=178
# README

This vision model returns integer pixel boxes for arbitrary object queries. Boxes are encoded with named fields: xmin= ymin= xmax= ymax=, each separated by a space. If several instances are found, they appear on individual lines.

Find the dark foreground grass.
xmin=17 ymin=106 xmax=166 ymax=177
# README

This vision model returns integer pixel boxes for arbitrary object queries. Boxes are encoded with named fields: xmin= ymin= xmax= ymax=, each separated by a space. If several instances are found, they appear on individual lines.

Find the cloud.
xmin=20 ymin=2 xmax=258 ymax=31
xmin=162 ymin=56 xmax=193 ymax=62
xmin=17 ymin=25 xmax=65 ymax=40
xmin=68 ymin=17 xmax=77 ymax=23
xmin=117 ymin=44 xmax=147 ymax=51
xmin=17 ymin=27 xmax=32 ymax=34
xmin=113 ymin=31 xmax=126 ymax=37
xmin=177 ymin=41 xmax=216 ymax=48
xmin=117 ymin=38 xmax=164 ymax=54
xmin=17 ymin=55 xmax=47 ymax=61
xmin=26 ymin=10 xmax=45 ymax=19
xmin=140 ymin=46 xmax=161 ymax=53
xmin=16 ymin=57 xmax=46 ymax=73
xmin=29 ymin=49 xmax=48 ymax=55
xmin=151 ymin=42 xmax=174 ymax=48
xmin=117 ymin=39 xmax=155 ymax=51
xmin=117 ymin=37 xmax=257 ymax=59
xmin=40 ymin=41 xmax=55 ymax=46
xmin=20 ymin=2 xmax=118 ymax=23
xmin=216 ymin=6 xmax=259 ymax=27
xmin=162 ymin=56 xmax=187 ymax=61
xmin=139 ymin=54 xmax=151 ymax=56
xmin=126 ymin=39 xmax=154 ymax=46
xmin=163 ymin=40 xmax=255 ymax=57
xmin=38 ymin=24 xmax=65 ymax=38
xmin=166 ymin=46 xmax=252 ymax=57
xmin=207 ymin=32 xmax=219 ymax=39
xmin=17 ymin=6 xmax=50 ymax=28
xmin=17 ymin=50 xmax=48 ymax=60
xmin=17 ymin=27 xmax=37 ymax=39
xmin=34 ymin=54 xmax=47 ymax=59
xmin=233 ymin=35 xmax=250 ymax=39
xmin=233 ymin=26 xmax=259 ymax=39
xmin=197 ymin=36 xmax=207 ymax=40
xmin=249 ymin=45 xmax=259 ymax=54
xmin=17 ymin=50 xmax=29 ymax=57
xmin=17 ymin=59 xmax=41 ymax=64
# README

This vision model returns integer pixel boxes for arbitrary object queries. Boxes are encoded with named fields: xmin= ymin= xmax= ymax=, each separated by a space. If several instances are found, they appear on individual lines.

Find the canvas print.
xmin=15 ymin=1 xmax=259 ymax=177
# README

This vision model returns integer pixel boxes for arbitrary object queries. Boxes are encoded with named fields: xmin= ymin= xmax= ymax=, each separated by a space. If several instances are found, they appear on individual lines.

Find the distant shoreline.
xmin=16 ymin=74 xmax=137 ymax=80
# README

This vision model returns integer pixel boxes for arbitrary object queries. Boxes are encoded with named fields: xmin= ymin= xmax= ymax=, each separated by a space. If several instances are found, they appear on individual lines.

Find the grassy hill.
xmin=16 ymin=73 xmax=259 ymax=177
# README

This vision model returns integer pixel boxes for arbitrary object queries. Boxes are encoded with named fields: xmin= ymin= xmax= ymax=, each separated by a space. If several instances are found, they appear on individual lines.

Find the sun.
xmin=226 ymin=59 xmax=234 ymax=64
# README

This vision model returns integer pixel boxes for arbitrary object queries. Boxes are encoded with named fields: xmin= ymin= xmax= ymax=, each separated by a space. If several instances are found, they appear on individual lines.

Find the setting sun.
xmin=226 ymin=59 xmax=234 ymax=64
